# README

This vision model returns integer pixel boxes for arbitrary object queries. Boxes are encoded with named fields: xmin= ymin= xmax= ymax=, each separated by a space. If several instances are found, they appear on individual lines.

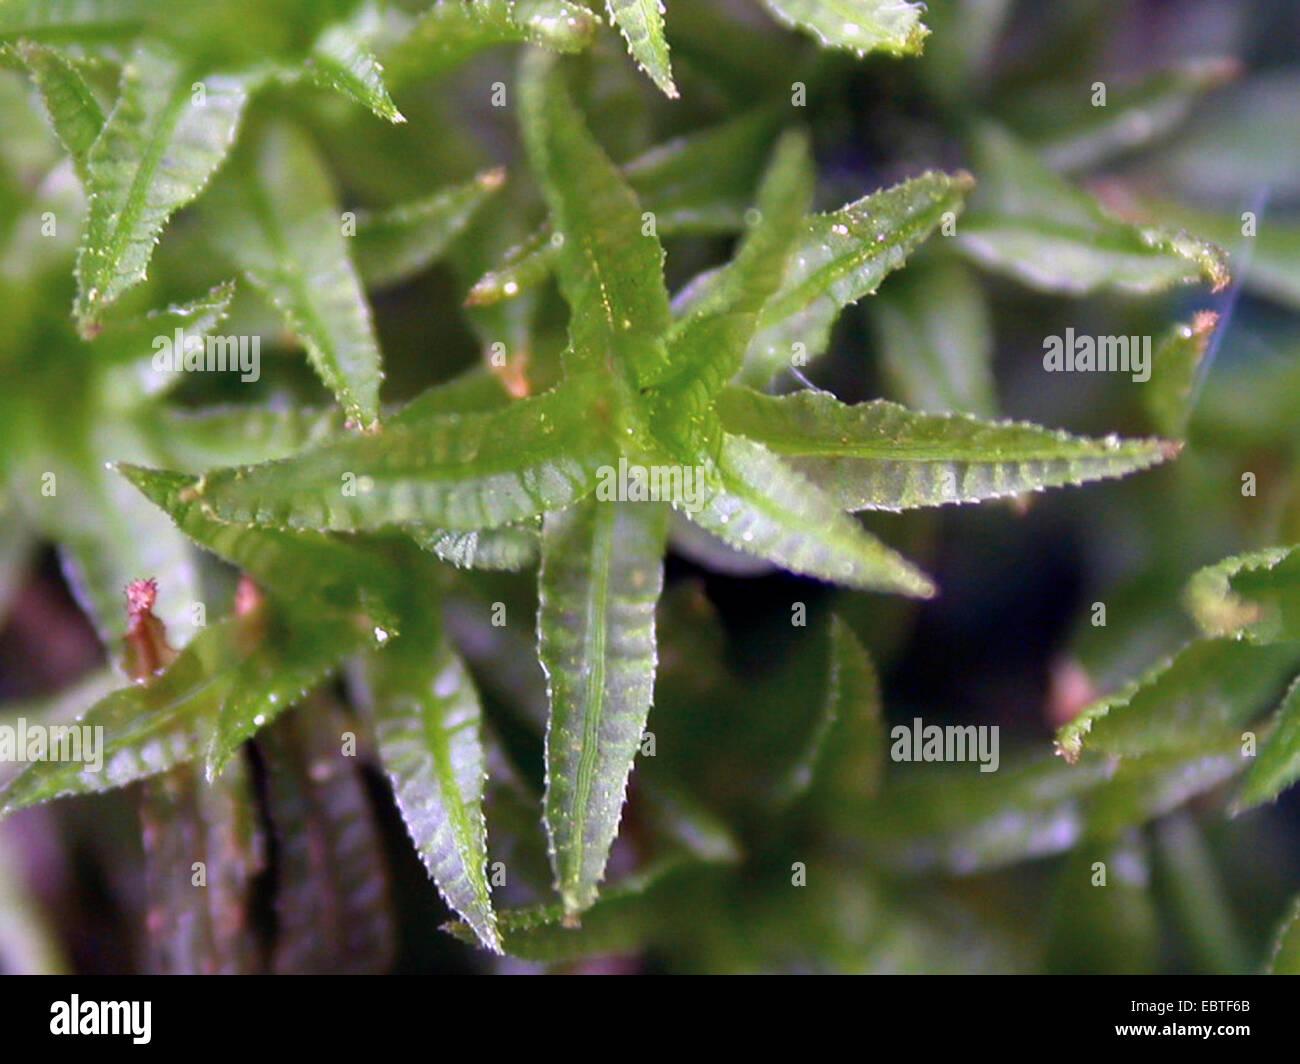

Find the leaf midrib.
xmin=92 ymin=59 xmax=194 ymax=294
xmin=568 ymin=503 xmax=615 ymax=900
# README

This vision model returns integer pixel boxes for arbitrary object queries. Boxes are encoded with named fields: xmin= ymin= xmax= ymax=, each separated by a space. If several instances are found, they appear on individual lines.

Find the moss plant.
xmin=0 ymin=0 xmax=1298 ymax=974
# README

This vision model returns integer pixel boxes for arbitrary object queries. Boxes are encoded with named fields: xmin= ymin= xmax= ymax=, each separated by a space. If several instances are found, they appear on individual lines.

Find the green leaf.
xmin=1153 ymin=813 xmax=1250 ymax=973
xmin=355 ymin=168 xmax=504 ymax=288
xmin=0 ymin=669 xmax=121 ymax=793
xmin=1235 ymin=676 xmax=1300 ymax=812
xmin=0 ymin=0 xmax=150 ymax=48
xmin=142 ymin=403 xmax=344 ymax=471
xmin=520 ymin=47 xmax=671 ymax=386
xmin=97 ymin=280 xmax=237 ymax=406
xmin=408 ymin=523 xmax=540 ymax=572
xmin=118 ymin=464 xmax=409 ymax=625
xmin=539 ymin=497 xmax=667 ymax=915
xmin=6 ymin=401 xmax=202 ymax=649
xmin=870 ymin=256 xmax=996 ymax=417
xmin=667 ymin=129 xmax=814 ymax=333
xmin=1131 ymin=199 xmax=1300 ymax=311
xmin=740 ymin=170 xmax=974 ymax=385
xmin=381 ymin=0 xmax=598 ymax=88
xmin=685 ymin=433 xmax=936 ymax=596
xmin=606 ymin=0 xmax=676 ymax=97
xmin=74 ymin=42 xmax=249 ymax=332
xmin=202 ymin=609 xmax=372 ymax=782
xmin=16 ymin=40 xmax=104 ymax=185
xmin=260 ymin=701 xmax=394 ymax=973
xmin=445 ymin=855 xmax=691 ymax=961
xmin=1145 ymin=311 xmax=1218 ymax=436
xmin=775 ymin=615 xmax=883 ymax=807
xmin=956 ymin=124 xmax=1230 ymax=296
xmin=1018 ymin=58 xmax=1239 ymax=173
xmin=0 ymin=607 xmax=366 ymax=815
xmin=651 ymin=130 xmax=814 ymax=451
xmin=757 ymin=0 xmax=929 ymax=58
xmin=1185 ymin=545 xmax=1300 ymax=644
xmin=717 ymin=388 xmax=1178 ymax=512
xmin=139 ymin=759 xmax=263 ymax=973
xmin=307 ymin=11 xmax=404 ymax=124
xmin=187 ymin=377 xmax=619 ymax=533
xmin=622 ymin=107 xmax=783 ymax=234
xmin=1265 ymin=895 xmax=1300 ymax=975
xmin=1055 ymin=639 xmax=1299 ymax=763
xmin=864 ymin=747 xmax=1243 ymax=875
xmin=467 ymin=108 xmax=782 ymax=307
xmin=205 ymin=122 xmax=383 ymax=428
xmin=1044 ymin=837 xmax=1158 ymax=974
xmin=359 ymin=623 xmax=500 ymax=952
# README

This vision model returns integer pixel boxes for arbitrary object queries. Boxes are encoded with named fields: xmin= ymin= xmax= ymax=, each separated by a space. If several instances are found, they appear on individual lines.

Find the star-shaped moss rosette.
xmin=18 ymin=49 xmax=1180 ymax=946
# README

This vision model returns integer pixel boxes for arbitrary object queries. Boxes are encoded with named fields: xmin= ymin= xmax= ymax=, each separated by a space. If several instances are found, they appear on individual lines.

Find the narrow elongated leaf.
xmin=920 ymin=0 xmax=1013 ymax=101
xmin=520 ymin=47 xmax=671 ymax=385
xmin=16 ymin=40 xmax=104 ymax=184
xmin=188 ymin=377 xmax=619 ymax=533
xmin=639 ymin=783 xmax=742 ymax=865
xmin=621 ymin=108 xmax=782 ymax=234
xmin=956 ymin=124 xmax=1229 ymax=296
xmin=717 ymin=388 xmax=1177 ymax=512
xmin=1133 ymin=199 xmax=1300 ymax=310
xmin=0 ymin=607 xmax=368 ymax=815
xmin=203 ymin=609 xmax=374 ymax=781
xmin=355 ymin=168 xmax=504 ymax=288
xmin=1056 ymin=639 xmax=1299 ymax=763
xmin=1266 ymin=896 xmax=1300 ymax=975
xmin=669 ymin=129 xmax=814 ymax=334
xmin=540 ymin=497 xmax=667 ymax=915
xmin=685 ymin=433 xmax=935 ymax=596
xmin=444 ymin=856 xmax=691 ymax=962
xmin=758 ymin=0 xmax=928 ymax=58
xmin=606 ymin=0 xmax=676 ymax=97
xmin=381 ymin=0 xmax=598 ymax=87
xmin=261 ymin=701 xmax=394 ymax=974
xmin=119 ymin=464 xmax=409 ymax=623
xmin=139 ymin=759 xmax=263 ymax=974
xmin=740 ymin=170 xmax=974 ymax=385
xmin=360 ymin=623 xmax=500 ymax=952
xmin=0 ymin=670 xmax=120 ymax=794
xmin=871 ymin=256 xmax=996 ymax=417
xmin=1154 ymin=813 xmax=1249 ymax=973
xmin=74 ymin=42 xmax=248 ymax=331
xmin=0 ymin=0 xmax=150 ymax=47
xmin=408 ymin=523 xmax=540 ymax=572
xmin=1020 ymin=58 xmax=1239 ymax=174
xmin=776 ymin=616 xmax=883 ymax=806
xmin=652 ymin=131 xmax=814 ymax=451
xmin=467 ymin=108 xmax=781 ymax=307
xmin=1044 ymin=837 xmax=1158 ymax=974
xmin=1186 ymin=545 xmax=1300 ymax=644
xmin=308 ymin=15 xmax=404 ymax=124
xmin=1236 ymin=676 xmax=1300 ymax=812
xmin=1145 ymin=311 xmax=1218 ymax=436
xmin=142 ymin=404 xmax=344 ymax=471
xmin=97 ymin=280 xmax=237 ymax=405
xmin=205 ymin=122 xmax=382 ymax=428
xmin=8 ymin=401 xmax=201 ymax=648
xmin=864 ymin=746 xmax=1242 ymax=875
